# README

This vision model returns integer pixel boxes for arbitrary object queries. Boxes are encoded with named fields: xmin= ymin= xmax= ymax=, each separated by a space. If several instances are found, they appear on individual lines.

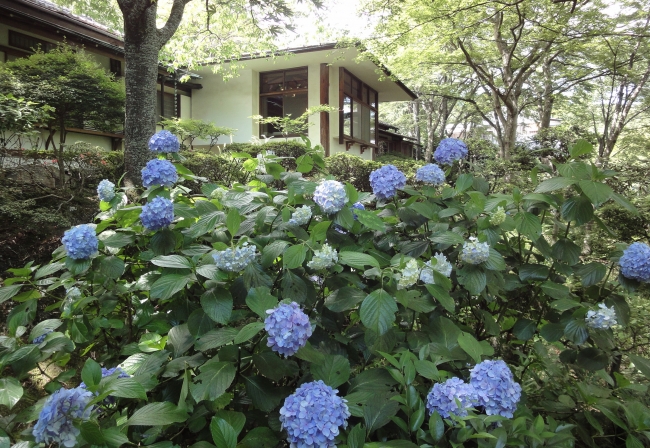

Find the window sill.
xmin=340 ymin=136 xmax=377 ymax=154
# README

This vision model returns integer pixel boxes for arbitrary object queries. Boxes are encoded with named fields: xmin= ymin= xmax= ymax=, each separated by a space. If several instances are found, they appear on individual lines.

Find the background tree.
xmin=49 ymin=0 xmax=320 ymax=189
xmin=0 ymin=45 xmax=124 ymax=186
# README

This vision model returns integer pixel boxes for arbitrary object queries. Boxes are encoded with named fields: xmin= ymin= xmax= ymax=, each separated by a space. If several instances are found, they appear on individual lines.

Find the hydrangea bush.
xmin=2 ymin=137 xmax=650 ymax=448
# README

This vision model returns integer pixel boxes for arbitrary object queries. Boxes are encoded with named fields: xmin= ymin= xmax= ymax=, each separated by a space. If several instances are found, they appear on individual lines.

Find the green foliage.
xmin=159 ymin=117 xmax=235 ymax=151
xmin=251 ymin=105 xmax=335 ymax=140
xmin=1 ymin=138 xmax=650 ymax=447
xmin=0 ymin=93 xmax=53 ymax=148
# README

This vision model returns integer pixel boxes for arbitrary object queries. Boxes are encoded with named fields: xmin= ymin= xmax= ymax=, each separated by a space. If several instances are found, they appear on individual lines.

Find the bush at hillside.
xmin=1 ymin=134 xmax=650 ymax=448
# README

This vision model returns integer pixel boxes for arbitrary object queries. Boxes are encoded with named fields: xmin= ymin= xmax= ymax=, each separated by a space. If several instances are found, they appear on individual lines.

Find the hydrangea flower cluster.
xmin=141 ymin=159 xmax=178 ymax=188
xmin=148 ymin=130 xmax=180 ymax=153
xmin=619 ymin=242 xmax=650 ymax=283
xmin=313 ymin=180 xmax=348 ymax=214
xmin=79 ymin=367 xmax=130 ymax=389
xmin=62 ymin=224 xmax=98 ymax=260
xmin=426 ymin=377 xmax=477 ymax=418
xmin=351 ymin=202 xmax=365 ymax=220
xmin=490 ymin=207 xmax=506 ymax=226
xmin=307 ymin=244 xmax=338 ymax=270
xmin=213 ymin=242 xmax=257 ymax=272
xmin=470 ymin=360 xmax=522 ymax=418
xmin=33 ymin=330 xmax=53 ymax=344
xmin=460 ymin=237 xmax=490 ymax=265
xmin=32 ymin=387 xmax=94 ymax=447
xmin=433 ymin=138 xmax=469 ymax=165
xmin=289 ymin=206 xmax=312 ymax=226
xmin=398 ymin=259 xmax=420 ymax=290
xmin=140 ymin=196 xmax=174 ymax=231
xmin=586 ymin=303 xmax=618 ymax=330
xmin=279 ymin=380 xmax=350 ymax=448
xmin=369 ymin=164 xmax=407 ymax=200
xmin=97 ymin=179 xmax=116 ymax=202
xmin=210 ymin=187 xmax=228 ymax=200
xmin=420 ymin=253 xmax=453 ymax=284
xmin=416 ymin=164 xmax=446 ymax=185
xmin=264 ymin=302 xmax=313 ymax=356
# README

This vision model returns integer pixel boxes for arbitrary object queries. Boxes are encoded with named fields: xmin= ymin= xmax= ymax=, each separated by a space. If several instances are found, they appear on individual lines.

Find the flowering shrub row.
xmin=1 ymin=134 xmax=650 ymax=447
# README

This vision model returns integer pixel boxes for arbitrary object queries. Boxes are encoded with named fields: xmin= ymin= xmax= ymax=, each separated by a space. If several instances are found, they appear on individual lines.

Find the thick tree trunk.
xmin=501 ymin=109 xmax=518 ymax=159
xmin=122 ymin=7 xmax=160 ymax=189
xmin=539 ymin=58 xmax=555 ymax=131
xmin=425 ymin=109 xmax=435 ymax=162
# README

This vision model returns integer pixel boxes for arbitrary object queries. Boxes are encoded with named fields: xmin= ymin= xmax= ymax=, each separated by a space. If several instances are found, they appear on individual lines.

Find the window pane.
xmin=370 ymin=90 xmax=378 ymax=109
xmin=361 ymin=105 xmax=370 ymax=143
xmin=352 ymin=79 xmax=361 ymax=101
xmin=362 ymin=86 xmax=369 ymax=105
xmin=284 ymin=92 xmax=307 ymax=119
xmin=370 ymin=110 xmax=376 ymax=144
xmin=344 ymin=73 xmax=352 ymax=96
xmin=261 ymin=95 xmax=283 ymax=135
xmin=261 ymin=72 xmax=284 ymax=93
xmin=343 ymin=96 xmax=351 ymax=136
xmin=284 ymin=68 xmax=308 ymax=91
xmin=352 ymin=101 xmax=361 ymax=139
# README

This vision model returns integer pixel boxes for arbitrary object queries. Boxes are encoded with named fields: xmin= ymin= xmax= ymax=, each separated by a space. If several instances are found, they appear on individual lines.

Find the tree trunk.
xmin=501 ymin=108 xmax=518 ymax=159
xmin=539 ymin=57 xmax=555 ymax=131
xmin=122 ymin=7 xmax=160 ymax=189
xmin=411 ymin=99 xmax=420 ymax=159
xmin=56 ymin=115 xmax=66 ymax=188
xmin=424 ymin=107 xmax=435 ymax=162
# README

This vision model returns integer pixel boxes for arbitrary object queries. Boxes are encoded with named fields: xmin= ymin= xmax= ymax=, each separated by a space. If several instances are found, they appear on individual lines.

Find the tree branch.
xmin=158 ymin=0 xmax=194 ymax=46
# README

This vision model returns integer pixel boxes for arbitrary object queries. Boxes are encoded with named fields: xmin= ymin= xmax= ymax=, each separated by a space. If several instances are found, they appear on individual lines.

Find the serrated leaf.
xmin=283 ymin=245 xmax=307 ymax=269
xmin=246 ymin=287 xmax=278 ymax=318
xmin=324 ymin=286 xmax=366 ymax=312
xmin=310 ymin=354 xmax=350 ymax=388
xmin=360 ymin=289 xmax=397 ymax=335
xmin=190 ymin=360 xmax=236 ymax=402
xmin=534 ymin=177 xmax=576 ymax=193
xmin=0 ymin=378 xmax=22 ymax=409
xmin=569 ymin=139 xmax=594 ymax=158
xmin=355 ymin=209 xmax=386 ymax=231
xmin=363 ymin=394 xmax=400 ymax=433
xmin=512 ymin=319 xmax=536 ymax=341
xmin=234 ymin=322 xmax=265 ymax=344
xmin=578 ymin=180 xmax=613 ymax=206
xmin=151 ymin=255 xmax=192 ymax=269
xmin=105 ymin=378 xmax=147 ymax=399
xmin=150 ymin=274 xmax=190 ymax=301
xmin=339 ymin=252 xmax=380 ymax=270
xmin=458 ymin=332 xmax=483 ymax=363
xmin=210 ymin=417 xmax=237 ymax=448
xmin=201 ymin=287 xmax=232 ymax=324
xmin=126 ymin=402 xmax=189 ymax=426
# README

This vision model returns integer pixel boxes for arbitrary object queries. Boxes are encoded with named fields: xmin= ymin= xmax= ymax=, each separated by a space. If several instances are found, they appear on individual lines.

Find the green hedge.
xmin=222 ymin=140 xmax=307 ymax=172
xmin=182 ymin=152 xmax=252 ymax=192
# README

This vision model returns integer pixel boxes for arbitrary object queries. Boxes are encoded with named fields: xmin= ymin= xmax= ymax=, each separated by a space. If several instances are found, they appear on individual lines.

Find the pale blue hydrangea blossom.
xmin=148 ymin=130 xmax=180 ymax=153
xmin=289 ymin=206 xmax=312 ymax=226
xmin=426 ymin=377 xmax=477 ymax=418
xmin=420 ymin=253 xmax=453 ymax=284
xmin=62 ymin=224 xmax=98 ymax=260
xmin=313 ymin=180 xmax=348 ymax=214
xmin=79 ymin=367 xmax=130 ymax=389
xmin=490 ymin=207 xmax=506 ymax=226
xmin=433 ymin=138 xmax=469 ymax=165
xmin=279 ymin=380 xmax=350 ymax=448
xmin=141 ymin=159 xmax=178 ymax=188
xmin=307 ymin=244 xmax=338 ymax=270
xmin=398 ymin=259 xmax=420 ymax=289
xmin=416 ymin=164 xmax=446 ymax=185
xmin=469 ymin=360 xmax=522 ymax=418
xmin=586 ymin=303 xmax=618 ymax=330
xmin=619 ymin=242 xmax=650 ymax=283
xmin=351 ymin=202 xmax=365 ymax=220
xmin=264 ymin=302 xmax=313 ymax=356
xmin=140 ymin=196 xmax=174 ymax=231
xmin=369 ymin=164 xmax=407 ymax=200
xmin=213 ymin=243 xmax=257 ymax=272
xmin=33 ymin=330 xmax=53 ymax=344
xmin=460 ymin=237 xmax=490 ymax=265
xmin=97 ymin=179 xmax=115 ymax=202
xmin=32 ymin=387 xmax=94 ymax=447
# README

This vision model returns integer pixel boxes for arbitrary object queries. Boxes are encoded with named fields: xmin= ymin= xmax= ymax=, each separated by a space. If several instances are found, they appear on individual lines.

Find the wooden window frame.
xmin=259 ymin=67 xmax=309 ymax=137
xmin=8 ymin=30 xmax=56 ymax=53
xmin=110 ymin=58 xmax=122 ymax=77
xmin=338 ymin=68 xmax=378 ymax=154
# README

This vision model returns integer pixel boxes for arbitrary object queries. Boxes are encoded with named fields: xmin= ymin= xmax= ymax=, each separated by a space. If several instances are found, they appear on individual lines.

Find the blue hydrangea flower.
xmin=307 ymin=244 xmax=338 ymax=270
xmin=141 ymin=159 xmax=178 ymax=188
xmin=289 ymin=206 xmax=312 ymax=226
xmin=460 ymin=237 xmax=490 ymax=265
xmin=140 ymin=196 xmax=174 ymax=231
xmin=416 ymin=164 xmax=446 ymax=185
xmin=97 ymin=179 xmax=116 ymax=202
xmin=426 ymin=377 xmax=477 ymax=418
xmin=280 ymin=380 xmax=350 ymax=448
xmin=148 ymin=130 xmax=180 ymax=153
xmin=398 ymin=259 xmax=419 ymax=290
xmin=469 ymin=360 xmax=522 ymax=418
xmin=313 ymin=180 xmax=348 ymax=214
xmin=369 ymin=165 xmax=407 ymax=200
xmin=213 ymin=242 xmax=257 ymax=272
xmin=490 ymin=207 xmax=506 ymax=226
xmin=62 ymin=224 xmax=98 ymax=260
xmin=33 ymin=330 xmax=53 ymax=344
xmin=351 ymin=202 xmax=365 ymax=220
xmin=420 ymin=253 xmax=453 ymax=284
xmin=79 ymin=367 xmax=130 ymax=389
xmin=264 ymin=302 xmax=313 ymax=357
xmin=619 ymin=242 xmax=650 ymax=283
xmin=32 ymin=387 xmax=94 ymax=447
xmin=586 ymin=303 xmax=618 ymax=330
xmin=433 ymin=138 xmax=469 ymax=165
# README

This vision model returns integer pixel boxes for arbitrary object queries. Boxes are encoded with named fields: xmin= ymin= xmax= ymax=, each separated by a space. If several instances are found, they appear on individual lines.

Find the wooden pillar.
xmin=320 ymin=63 xmax=330 ymax=156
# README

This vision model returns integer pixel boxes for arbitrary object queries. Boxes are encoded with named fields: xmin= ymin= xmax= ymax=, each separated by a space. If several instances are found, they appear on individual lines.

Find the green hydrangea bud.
xmin=490 ymin=207 xmax=506 ymax=226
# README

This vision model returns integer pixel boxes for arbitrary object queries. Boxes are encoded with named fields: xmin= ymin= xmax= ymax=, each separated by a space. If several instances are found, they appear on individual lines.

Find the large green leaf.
xmin=100 ymin=256 xmax=125 ymax=279
xmin=151 ymin=255 xmax=192 ymax=269
xmin=283 ymin=244 xmax=307 ymax=269
xmin=458 ymin=332 xmax=483 ymax=363
xmin=243 ymin=376 xmax=284 ymax=412
xmin=0 ymin=378 xmax=22 ymax=409
xmin=363 ymin=394 xmax=400 ymax=433
xmin=515 ymin=212 xmax=542 ymax=240
xmin=105 ymin=378 xmax=147 ymax=399
xmin=552 ymin=239 xmax=581 ymax=265
xmin=569 ymin=139 xmax=594 ymax=158
xmin=210 ymin=417 xmax=237 ymax=448
xmin=126 ymin=402 xmax=189 ymax=426
xmin=190 ymin=360 xmax=236 ymax=402
xmin=168 ymin=324 xmax=194 ymax=357
xmin=240 ymin=427 xmax=279 ymax=448
xmin=577 ymin=347 xmax=609 ymax=371
xmin=628 ymin=354 xmax=650 ymax=380
xmin=575 ymin=262 xmax=607 ymax=287
xmin=578 ymin=180 xmax=613 ymax=206
xmin=360 ymin=289 xmax=397 ymax=335
xmin=201 ymin=287 xmax=233 ymax=324
xmin=339 ymin=252 xmax=380 ymax=270
xmin=324 ymin=286 xmax=366 ymax=312
xmin=196 ymin=328 xmax=238 ymax=351
xmin=561 ymin=195 xmax=593 ymax=225
xmin=245 ymin=287 xmax=278 ymax=318
xmin=355 ymin=209 xmax=386 ymax=231
xmin=226 ymin=208 xmax=242 ymax=237
xmin=234 ymin=322 xmax=265 ymax=344
xmin=512 ymin=319 xmax=536 ymax=341
xmin=425 ymin=284 xmax=455 ymax=313
xmin=534 ymin=177 xmax=576 ymax=193
xmin=310 ymin=354 xmax=350 ymax=388
xmin=150 ymin=274 xmax=190 ymax=301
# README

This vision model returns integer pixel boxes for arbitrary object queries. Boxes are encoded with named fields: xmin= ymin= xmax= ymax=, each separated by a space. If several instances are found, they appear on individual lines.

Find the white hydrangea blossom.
xmin=586 ymin=303 xmax=618 ymax=330
xmin=420 ymin=253 xmax=453 ymax=284
xmin=397 ymin=259 xmax=420 ymax=289
xmin=307 ymin=244 xmax=338 ymax=270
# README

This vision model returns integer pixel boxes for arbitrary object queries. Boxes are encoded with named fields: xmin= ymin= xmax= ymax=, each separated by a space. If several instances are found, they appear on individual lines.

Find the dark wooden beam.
xmin=339 ymin=67 xmax=345 ymax=146
xmin=320 ymin=63 xmax=330 ymax=157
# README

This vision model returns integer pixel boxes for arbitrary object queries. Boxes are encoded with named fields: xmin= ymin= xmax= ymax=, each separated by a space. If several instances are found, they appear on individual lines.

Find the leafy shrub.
xmin=182 ymin=152 xmax=252 ymax=192
xmin=2 ymin=137 xmax=650 ymax=448
xmin=223 ymin=140 xmax=308 ymax=172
